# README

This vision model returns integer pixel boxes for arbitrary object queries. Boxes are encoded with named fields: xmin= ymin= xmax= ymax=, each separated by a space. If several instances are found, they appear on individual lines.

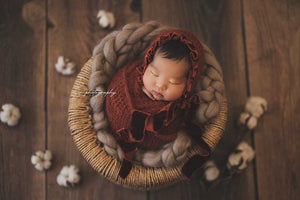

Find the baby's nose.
xmin=156 ymin=79 xmax=167 ymax=91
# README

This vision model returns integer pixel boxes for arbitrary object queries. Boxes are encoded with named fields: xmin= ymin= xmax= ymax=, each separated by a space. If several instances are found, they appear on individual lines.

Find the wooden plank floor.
xmin=0 ymin=0 xmax=299 ymax=199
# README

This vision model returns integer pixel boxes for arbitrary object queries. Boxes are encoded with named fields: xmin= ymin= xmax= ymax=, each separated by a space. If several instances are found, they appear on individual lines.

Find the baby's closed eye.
xmin=150 ymin=70 xmax=159 ymax=77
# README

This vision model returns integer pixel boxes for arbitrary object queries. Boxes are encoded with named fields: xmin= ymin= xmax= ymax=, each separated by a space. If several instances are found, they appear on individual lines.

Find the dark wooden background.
xmin=0 ymin=0 xmax=299 ymax=199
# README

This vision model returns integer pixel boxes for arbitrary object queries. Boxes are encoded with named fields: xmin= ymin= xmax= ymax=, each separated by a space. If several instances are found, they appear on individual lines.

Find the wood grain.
xmin=243 ymin=0 xmax=300 ymax=199
xmin=143 ymin=0 xmax=256 ymax=199
xmin=0 ymin=0 xmax=46 ymax=199
xmin=47 ymin=0 xmax=146 ymax=199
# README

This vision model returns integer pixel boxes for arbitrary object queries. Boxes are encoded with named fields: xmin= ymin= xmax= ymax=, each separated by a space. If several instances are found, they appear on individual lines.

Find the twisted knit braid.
xmin=89 ymin=21 xmax=225 ymax=168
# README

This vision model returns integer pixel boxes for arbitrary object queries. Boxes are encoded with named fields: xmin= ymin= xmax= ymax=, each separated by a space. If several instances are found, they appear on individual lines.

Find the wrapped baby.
xmin=105 ymin=29 xmax=211 ymax=178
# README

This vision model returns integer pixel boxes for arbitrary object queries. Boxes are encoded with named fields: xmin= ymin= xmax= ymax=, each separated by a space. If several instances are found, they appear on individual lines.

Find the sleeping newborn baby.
xmin=105 ymin=29 xmax=210 ymax=178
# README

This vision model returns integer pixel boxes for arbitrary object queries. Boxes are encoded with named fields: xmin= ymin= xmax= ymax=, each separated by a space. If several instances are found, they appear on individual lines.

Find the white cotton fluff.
xmin=0 ymin=104 xmax=21 ymax=126
xmin=57 ymin=165 xmax=80 ymax=187
xmin=245 ymin=96 xmax=267 ymax=118
xmin=227 ymin=141 xmax=255 ymax=171
xmin=239 ymin=112 xmax=258 ymax=130
xmin=31 ymin=150 xmax=53 ymax=171
xmin=55 ymin=56 xmax=76 ymax=75
xmin=97 ymin=10 xmax=116 ymax=28
xmin=203 ymin=161 xmax=220 ymax=181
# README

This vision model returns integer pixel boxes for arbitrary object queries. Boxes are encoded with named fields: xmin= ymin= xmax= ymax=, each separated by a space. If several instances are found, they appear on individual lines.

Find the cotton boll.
xmin=203 ymin=161 xmax=220 ymax=181
xmin=239 ymin=112 xmax=258 ymax=130
xmin=97 ymin=10 xmax=116 ymax=28
xmin=227 ymin=141 xmax=255 ymax=171
xmin=57 ymin=165 xmax=80 ymax=187
xmin=0 ymin=104 xmax=21 ymax=126
xmin=55 ymin=56 xmax=65 ymax=71
xmin=61 ymin=62 xmax=76 ymax=75
xmin=31 ymin=150 xmax=53 ymax=171
xmin=237 ymin=142 xmax=255 ymax=162
xmin=228 ymin=153 xmax=243 ymax=168
xmin=245 ymin=96 xmax=267 ymax=118
xmin=55 ymin=56 xmax=76 ymax=75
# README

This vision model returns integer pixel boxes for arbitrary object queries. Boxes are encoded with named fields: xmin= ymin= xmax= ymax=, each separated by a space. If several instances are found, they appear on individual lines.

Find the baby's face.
xmin=142 ymin=52 xmax=190 ymax=101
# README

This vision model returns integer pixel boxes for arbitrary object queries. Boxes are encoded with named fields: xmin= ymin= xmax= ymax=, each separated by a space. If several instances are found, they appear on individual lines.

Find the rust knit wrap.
xmin=105 ymin=30 xmax=210 ymax=179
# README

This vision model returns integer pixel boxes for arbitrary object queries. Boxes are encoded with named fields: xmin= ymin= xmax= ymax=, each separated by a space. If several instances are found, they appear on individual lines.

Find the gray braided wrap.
xmin=88 ymin=21 xmax=225 ymax=168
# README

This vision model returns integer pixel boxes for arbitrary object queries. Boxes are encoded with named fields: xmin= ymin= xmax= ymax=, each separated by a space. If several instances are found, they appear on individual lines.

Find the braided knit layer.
xmin=89 ymin=21 xmax=225 ymax=168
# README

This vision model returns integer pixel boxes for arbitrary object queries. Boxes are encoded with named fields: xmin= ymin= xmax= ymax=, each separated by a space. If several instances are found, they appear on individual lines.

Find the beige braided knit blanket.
xmin=88 ymin=21 xmax=225 ymax=168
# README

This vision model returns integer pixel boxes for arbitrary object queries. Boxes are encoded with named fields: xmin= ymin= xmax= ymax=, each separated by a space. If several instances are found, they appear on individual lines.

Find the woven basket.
xmin=68 ymin=58 xmax=227 ymax=190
